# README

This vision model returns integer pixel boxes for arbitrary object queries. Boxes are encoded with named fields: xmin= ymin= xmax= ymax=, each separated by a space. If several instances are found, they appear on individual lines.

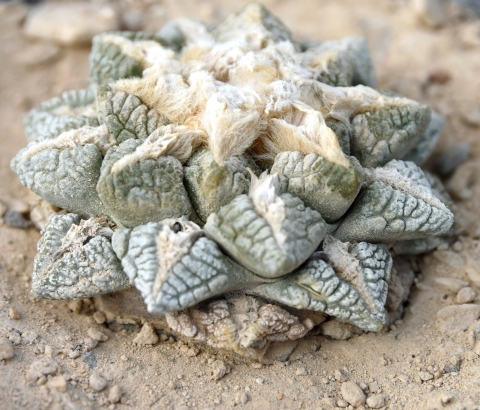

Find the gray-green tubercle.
xmin=12 ymin=3 xmax=455 ymax=337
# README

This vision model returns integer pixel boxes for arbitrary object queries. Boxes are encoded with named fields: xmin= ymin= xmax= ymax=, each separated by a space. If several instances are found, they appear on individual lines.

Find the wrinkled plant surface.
xmin=11 ymin=2 xmax=456 ymax=356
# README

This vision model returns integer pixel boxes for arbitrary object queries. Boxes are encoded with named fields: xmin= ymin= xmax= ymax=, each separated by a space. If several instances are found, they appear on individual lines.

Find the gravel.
xmin=4 ymin=209 xmax=29 ymax=229
xmin=437 ymin=304 xmax=480 ymax=333
xmin=89 ymin=373 xmax=107 ymax=392
xmin=366 ymin=394 xmax=387 ymax=408
xmin=47 ymin=375 xmax=67 ymax=392
xmin=23 ymin=2 xmax=120 ymax=45
xmin=132 ymin=323 xmax=159 ymax=346
xmin=456 ymin=287 xmax=476 ymax=304
xmin=87 ymin=328 xmax=108 ymax=342
xmin=0 ymin=337 xmax=14 ymax=360
xmin=340 ymin=381 xmax=366 ymax=408
xmin=108 ymin=385 xmax=122 ymax=403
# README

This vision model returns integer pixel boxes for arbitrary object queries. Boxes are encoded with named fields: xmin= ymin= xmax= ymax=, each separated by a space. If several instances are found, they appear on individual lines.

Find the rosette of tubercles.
xmin=12 ymin=2 xmax=454 ymax=334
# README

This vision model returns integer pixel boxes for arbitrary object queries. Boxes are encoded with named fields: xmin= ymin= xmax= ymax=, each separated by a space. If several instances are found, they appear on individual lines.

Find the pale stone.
xmin=340 ymin=381 xmax=366 ymax=408
xmin=320 ymin=320 xmax=354 ymax=340
xmin=132 ymin=323 xmax=159 ymax=346
xmin=412 ymin=0 xmax=448 ymax=27
xmin=87 ymin=328 xmax=108 ymax=342
xmin=456 ymin=287 xmax=476 ymax=304
xmin=437 ymin=304 xmax=480 ymax=333
xmin=26 ymin=358 xmax=59 ymax=382
xmin=47 ymin=375 xmax=67 ymax=392
xmin=108 ymin=385 xmax=122 ymax=404
xmin=0 ymin=337 xmax=14 ymax=361
xmin=434 ymin=277 xmax=469 ymax=293
xmin=89 ymin=374 xmax=107 ymax=392
xmin=465 ymin=264 xmax=480 ymax=288
xmin=366 ymin=394 xmax=386 ymax=409
xmin=24 ymin=3 xmax=120 ymax=46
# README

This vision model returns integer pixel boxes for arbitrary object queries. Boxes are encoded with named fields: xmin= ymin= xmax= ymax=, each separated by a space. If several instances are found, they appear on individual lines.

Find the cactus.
xmin=11 ymin=3 xmax=454 ymax=351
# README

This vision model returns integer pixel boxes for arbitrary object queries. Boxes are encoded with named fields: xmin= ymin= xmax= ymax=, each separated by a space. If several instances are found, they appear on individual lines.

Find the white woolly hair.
xmin=259 ymin=102 xmax=350 ymax=167
xmin=308 ymin=81 xmax=424 ymax=125
xmin=111 ymin=125 xmax=208 ymax=174
xmin=100 ymin=34 xmax=161 ymax=70
xmin=22 ymin=125 xmax=115 ymax=157
xmin=114 ymin=70 xmax=217 ymax=126
xmin=152 ymin=217 xmax=203 ymax=296
xmin=110 ymin=6 xmax=422 ymax=167
xmin=248 ymin=170 xmax=287 ymax=247
xmin=202 ymin=84 xmax=265 ymax=164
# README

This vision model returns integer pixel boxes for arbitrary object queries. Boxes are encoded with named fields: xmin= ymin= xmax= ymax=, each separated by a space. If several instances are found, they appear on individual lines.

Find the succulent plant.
xmin=12 ymin=3 xmax=454 ymax=345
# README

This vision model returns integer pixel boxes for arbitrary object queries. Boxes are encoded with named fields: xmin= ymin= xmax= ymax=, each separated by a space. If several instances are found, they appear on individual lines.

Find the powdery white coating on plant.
xmin=11 ymin=2 xmax=456 ymax=354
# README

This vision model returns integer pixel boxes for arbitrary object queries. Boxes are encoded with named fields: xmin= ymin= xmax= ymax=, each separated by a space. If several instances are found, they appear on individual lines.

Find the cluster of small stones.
xmin=11 ymin=3 xmax=456 ymax=355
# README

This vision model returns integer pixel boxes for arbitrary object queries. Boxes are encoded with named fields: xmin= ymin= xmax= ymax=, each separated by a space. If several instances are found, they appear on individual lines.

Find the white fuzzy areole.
xmin=22 ymin=125 xmax=115 ymax=157
xmin=99 ymin=34 xmax=161 ymax=69
xmin=110 ymin=125 xmax=207 ymax=173
xmin=264 ymin=101 xmax=350 ymax=167
xmin=248 ymin=171 xmax=287 ymax=247
xmin=52 ymin=104 xmax=97 ymax=118
xmin=202 ymin=85 xmax=264 ymax=164
xmin=104 ymin=10 xmax=419 ymax=168
xmin=309 ymin=82 xmax=422 ymax=125
xmin=152 ymin=218 xmax=203 ymax=296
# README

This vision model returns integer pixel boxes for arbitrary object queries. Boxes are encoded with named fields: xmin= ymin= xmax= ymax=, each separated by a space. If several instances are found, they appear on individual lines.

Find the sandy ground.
xmin=1 ymin=0 xmax=480 ymax=409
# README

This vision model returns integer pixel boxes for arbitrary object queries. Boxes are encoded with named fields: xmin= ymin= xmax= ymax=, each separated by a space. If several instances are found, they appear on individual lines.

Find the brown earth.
xmin=1 ymin=1 xmax=480 ymax=409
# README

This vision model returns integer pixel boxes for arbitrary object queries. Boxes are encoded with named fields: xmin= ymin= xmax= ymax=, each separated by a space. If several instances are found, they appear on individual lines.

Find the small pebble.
xmin=366 ymin=394 xmax=386 ymax=409
xmin=412 ymin=0 xmax=448 ymax=27
xmin=251 ymin=362 xmax=263 ymax=369
xmin=133 ymin=323 xmax=159 ymax=346
xmin=341 ymin=381 xmax=366 ymax=408
xmin=8 ymin=199 xmax=30 ymax=214
xmin=456 ymin=287 xmax=476 ymax=304
xmin=87 ymin=328 xmax=108 ymax=342
xmin=69 ymin=350 xmax=81 ymax=359
xmin=26 ymin=358 xmax=59 ymax=382
xmin=8 ymin=307 xmax=21 ymax=320
xmin=419 ymin=371 xmax=434 ymax=381
xmin=93 ymin=311 xmax=106 ymax=325
xmin=437 ymin=304 xmax=480 ymax=333
xmin=235 ymin=392 xmax=250 ymax=405
xmin=37 ymin=376 xmax=47 ymax=386
xmin=334 ymin=369 xmax=349 ymax=382
xmin=109 ymin=385 xmax=122 ymax=404
xmin=67 ymin=300 xmax=83 ymax=313
xmin=440 ymin=392 xmax=454 ymax=405
xmin=296 ymin=367 xmax=308 ymax=376
xmin=0 ymin=337 xmax=14 ymax=360
xmin=4 ymin=209 xmax=29 ymax=229
xmin=434 ymin=278 xmax=469 ymax=293
xmin=452 ymin=241 xmax=463 ymax=252
xmin=89 ymin=373 xmax=107 ymax=392
xmin=47 ymin=375 xmax=67 ymax=392
xmin=255 ymin=378 xmax=264 ymax=385
xmin=211 ymin=360 xmax=229 ymax=381
xmin=337 ymin=399 xmax=348 ymax=408
xmin=82 ymin=337 xmax=98 ymax=352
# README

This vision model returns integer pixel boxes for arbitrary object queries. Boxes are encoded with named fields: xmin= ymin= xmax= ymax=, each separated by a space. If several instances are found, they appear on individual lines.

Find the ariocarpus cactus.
xmin=12 ymin=3 xmax=455 ymax=355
